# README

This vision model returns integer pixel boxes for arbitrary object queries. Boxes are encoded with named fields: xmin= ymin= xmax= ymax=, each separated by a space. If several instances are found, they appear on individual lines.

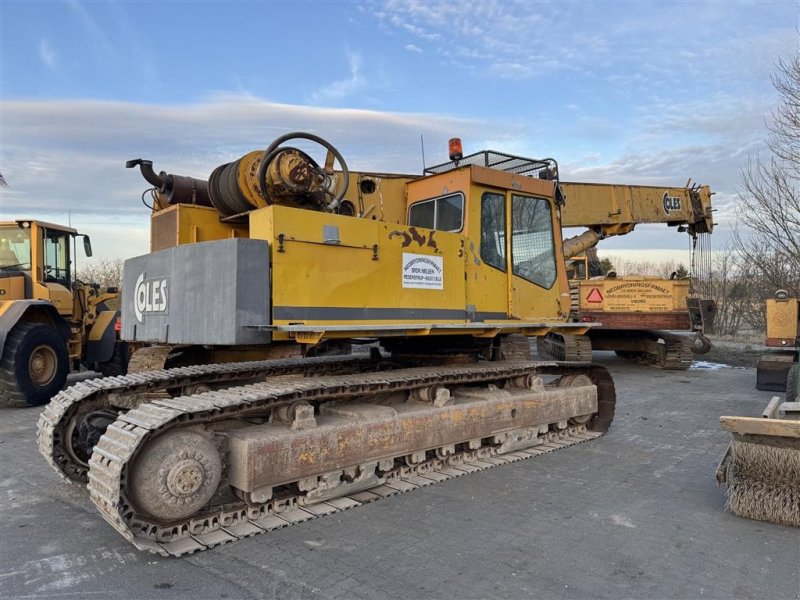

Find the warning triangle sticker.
xmin=586 ymin=288 xmax=604 ymax=303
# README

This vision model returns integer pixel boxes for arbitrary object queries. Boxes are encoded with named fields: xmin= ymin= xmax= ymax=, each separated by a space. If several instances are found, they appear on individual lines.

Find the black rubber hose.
xmin=256 ymin=132 xmax=349 ymax=206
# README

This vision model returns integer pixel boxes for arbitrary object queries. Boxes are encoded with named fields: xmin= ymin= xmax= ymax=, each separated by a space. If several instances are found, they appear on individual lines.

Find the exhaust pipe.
xmin=127 ymin=158 xmax=211 ymax=207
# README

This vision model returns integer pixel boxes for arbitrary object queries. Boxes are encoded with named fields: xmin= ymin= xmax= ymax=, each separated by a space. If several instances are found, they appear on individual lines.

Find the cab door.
xmin=507 ymin=194 xmax=563 ymax=321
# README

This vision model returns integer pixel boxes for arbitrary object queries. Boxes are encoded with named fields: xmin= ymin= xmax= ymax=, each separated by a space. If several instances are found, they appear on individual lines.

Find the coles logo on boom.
xmin=134 ymin=273 xmax=168 ymax=322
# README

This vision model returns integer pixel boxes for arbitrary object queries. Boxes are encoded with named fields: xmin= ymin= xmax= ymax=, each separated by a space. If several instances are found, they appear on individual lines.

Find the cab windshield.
xmin=0 ymin=226 xmax=32 ymax=270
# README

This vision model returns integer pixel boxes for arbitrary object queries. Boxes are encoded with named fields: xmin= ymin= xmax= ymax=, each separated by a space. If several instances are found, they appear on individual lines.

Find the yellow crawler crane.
xmin=558 ymin=253 xmax=714 ymax=369
xmin=39 ymin=134 xmax=626 ymax=556
xmin=1 ymin=220 xmax=127 ymax=406
xmin=538 ymin=182 xmax=716 ymax=368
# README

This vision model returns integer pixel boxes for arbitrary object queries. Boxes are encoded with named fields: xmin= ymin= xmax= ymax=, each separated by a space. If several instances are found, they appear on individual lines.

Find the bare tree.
xmin=77 ymin=258 xmax=124 ymax=290
xmin=706 ymin=252 xmax=754 ymax=336
xmin=732 ymin=54 xmax=800 ymax=323
xmin=601 ymin=255 xmax=688 ymax=278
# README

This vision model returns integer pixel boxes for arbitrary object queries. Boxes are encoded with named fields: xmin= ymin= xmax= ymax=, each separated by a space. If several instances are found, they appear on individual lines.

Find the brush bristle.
xmin=723 ymin=440 xmax=800 ymax=527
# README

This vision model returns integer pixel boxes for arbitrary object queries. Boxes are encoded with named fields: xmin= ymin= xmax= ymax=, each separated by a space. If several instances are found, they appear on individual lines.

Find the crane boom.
xmin=558 ymin=182 xmax=713 ymax=257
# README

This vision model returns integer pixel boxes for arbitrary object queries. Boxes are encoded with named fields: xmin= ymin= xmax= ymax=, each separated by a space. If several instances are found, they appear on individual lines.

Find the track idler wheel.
xmin=128 ymin=429 xmax=222 ymax=523
xmin=558 ymin=374 xmax=595 ymax=425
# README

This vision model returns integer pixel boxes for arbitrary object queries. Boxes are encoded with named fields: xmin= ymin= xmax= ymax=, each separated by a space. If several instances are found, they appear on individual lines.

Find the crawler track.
xmin=37 ymin=355 xmax=379 ymax=484
xmin=658 ymin=333 xmax=694 ymax=370
xmin=537 ymin=333 xmax=593 ymax=361
xmin=38 ymin=358 xmax=615 ymax=557
xmin=537 ymin=331 xmax=693 ymax=369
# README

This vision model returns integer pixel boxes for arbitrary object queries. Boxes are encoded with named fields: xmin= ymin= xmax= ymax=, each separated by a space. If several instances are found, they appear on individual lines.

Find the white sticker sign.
xmin=402 ymin=253 xmax=444 ymax=289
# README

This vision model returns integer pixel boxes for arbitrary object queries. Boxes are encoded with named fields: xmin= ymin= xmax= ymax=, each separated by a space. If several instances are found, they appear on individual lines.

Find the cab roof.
xmin=0 ymin=220 xmax=78 ymax=235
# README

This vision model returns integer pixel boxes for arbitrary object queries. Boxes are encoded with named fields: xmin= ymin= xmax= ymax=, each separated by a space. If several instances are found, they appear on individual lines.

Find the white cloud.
xmin=405 ymin=44 xmax=423 ymax=53
xmin=1 ymin=82 xmax=768 ymax=260
xmin=369 ymin=0 xmax=795 ymax=91
xmin=39 ymin=39 xmax=56 ymax=70
xmin=309 ymin=50 xmax=368 ymax=104
xmin=0 ymin=96 xmax=500 ymax=262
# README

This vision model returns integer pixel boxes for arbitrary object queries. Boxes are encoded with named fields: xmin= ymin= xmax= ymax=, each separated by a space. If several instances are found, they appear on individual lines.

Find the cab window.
xmin=0 ymin=227 xmax=31 ymax=270
xmin=480 ymin=192 xmax=506 ymax=271
xmin=44 ymin=229 xmax=71 ymax=285
xmin=511 ymin=195 xmax=557 ymax=288
xmin=408 ymin=193 xmax=464 ymax=232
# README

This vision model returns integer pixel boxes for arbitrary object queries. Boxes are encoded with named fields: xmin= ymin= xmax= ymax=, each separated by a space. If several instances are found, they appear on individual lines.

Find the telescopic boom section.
xmin=558 ymin=182 xmax=713 ymax=258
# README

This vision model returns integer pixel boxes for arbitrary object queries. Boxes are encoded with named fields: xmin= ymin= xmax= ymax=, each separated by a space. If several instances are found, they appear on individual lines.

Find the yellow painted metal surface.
xmin=250 ymin=205 xmax=466 ymax=334
xmin=88 ymin=310 xmax=116 ymax=342
xmin=245 ymin=165 xmax=572 ymax=343
xmin=578 ymin=277 xmax=689 ymax=313
xmin=150 ymin=205 xmax=246 ymax=252
xmin=766 ymin=297 xmax=799 ymax=345
xmin=559 ymin=182 xmax=713 ymax=234
xmin=236 ymin=151 xmax=266 ymax=208
xmin=345 ymin=171 xmax=417 ymax=224
xmin=0 ymin=275 xmax=25 ymax=301
xmin=406 ymin=167 xmax=569 ymax=321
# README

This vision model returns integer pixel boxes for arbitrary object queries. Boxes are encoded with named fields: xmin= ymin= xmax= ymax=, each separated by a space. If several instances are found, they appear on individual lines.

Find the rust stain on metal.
xmin=426 ymin=230 xmax=440 ymax=252
xmin=388 ymin=230 xmax=412 ymax=247
xmin=288 ymin=163 xmax=310 ymax=185
xmin=469 ymin=241 xmax=481 ymax=265
xmin=408 ymin=227 xmax=426 ymax=247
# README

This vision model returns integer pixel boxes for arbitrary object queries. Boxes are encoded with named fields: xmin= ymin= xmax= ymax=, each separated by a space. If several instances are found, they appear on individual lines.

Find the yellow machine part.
xmin=252 ymin=206 xmax=465 ymax=335
xmin=765 ymin=297 xmax=799 ymax=347
xmin=248 ymin=165 xmax=569 ymax=341
xmin=150 ymin=204 xmax=248 ymax=252
xmin=343 ymin=171 xmax=416 ymax=224
xmin=0 ymin=274 xmax=25 ymax=301
xmin=577 ymin=277 xmax=690 ymax=314
xmin=558 ymin=182 xmax=713 ymax=235
xmin=150 ymin=173 xmax=416 ymax=253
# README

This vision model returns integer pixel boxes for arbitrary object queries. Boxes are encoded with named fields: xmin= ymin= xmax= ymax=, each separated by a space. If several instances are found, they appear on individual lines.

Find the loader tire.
xmin=98 ymin=341 xmax=129 ymax=377
xmin=0 ymin=322 xmax=69 ymax=407
xmin=786 ymin=364 xmax=798 ymax=404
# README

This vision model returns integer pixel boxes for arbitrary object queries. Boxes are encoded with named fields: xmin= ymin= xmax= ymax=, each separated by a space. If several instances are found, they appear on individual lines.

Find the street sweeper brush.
xmin=716 ymin=396 xmax=800 ymax=527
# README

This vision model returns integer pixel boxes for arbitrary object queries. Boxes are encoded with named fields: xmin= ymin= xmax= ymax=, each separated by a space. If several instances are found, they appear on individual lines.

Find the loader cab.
xmin=0 ymin=221 xmax=92 ymax=312
xmin=0 ymin=223 xmax=33 ymax=302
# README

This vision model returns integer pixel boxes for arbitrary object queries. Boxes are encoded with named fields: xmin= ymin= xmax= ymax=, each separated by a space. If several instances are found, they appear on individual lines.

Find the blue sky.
xmin=1 ymin=0 xmax=797 ymax=265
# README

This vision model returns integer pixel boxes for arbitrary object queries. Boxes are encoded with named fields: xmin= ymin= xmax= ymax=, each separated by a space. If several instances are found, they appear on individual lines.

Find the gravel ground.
xmin=702 ymin=337 xmax=768 ymax=369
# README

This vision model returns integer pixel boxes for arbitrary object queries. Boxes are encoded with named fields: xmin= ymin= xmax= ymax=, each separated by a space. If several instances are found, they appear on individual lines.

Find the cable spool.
xmin=206 ymin=133 xmax=350 ymax=218
xmin=207 ymin=151 xmax=265 ymax=217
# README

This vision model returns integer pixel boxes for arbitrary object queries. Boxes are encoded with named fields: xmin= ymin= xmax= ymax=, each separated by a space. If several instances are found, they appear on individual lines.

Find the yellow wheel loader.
xmin=0 ymin=220 xmax=128 ymax=406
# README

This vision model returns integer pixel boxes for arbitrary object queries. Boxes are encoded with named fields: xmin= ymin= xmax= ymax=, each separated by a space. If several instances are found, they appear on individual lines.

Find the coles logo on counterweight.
xmin=134 ymin=272 xmax=169 ymax=322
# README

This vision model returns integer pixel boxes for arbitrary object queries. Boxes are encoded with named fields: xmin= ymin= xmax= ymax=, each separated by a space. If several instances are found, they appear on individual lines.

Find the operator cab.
xmin=0 ymin=221 xmax=92 ymax=301
xmin=405 ymin=147 xmax=568 ymax=320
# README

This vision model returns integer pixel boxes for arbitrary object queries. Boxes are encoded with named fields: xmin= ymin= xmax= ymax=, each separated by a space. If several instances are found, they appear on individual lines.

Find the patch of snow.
xmin=689 ymin=361 xmax=730 ymax=370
